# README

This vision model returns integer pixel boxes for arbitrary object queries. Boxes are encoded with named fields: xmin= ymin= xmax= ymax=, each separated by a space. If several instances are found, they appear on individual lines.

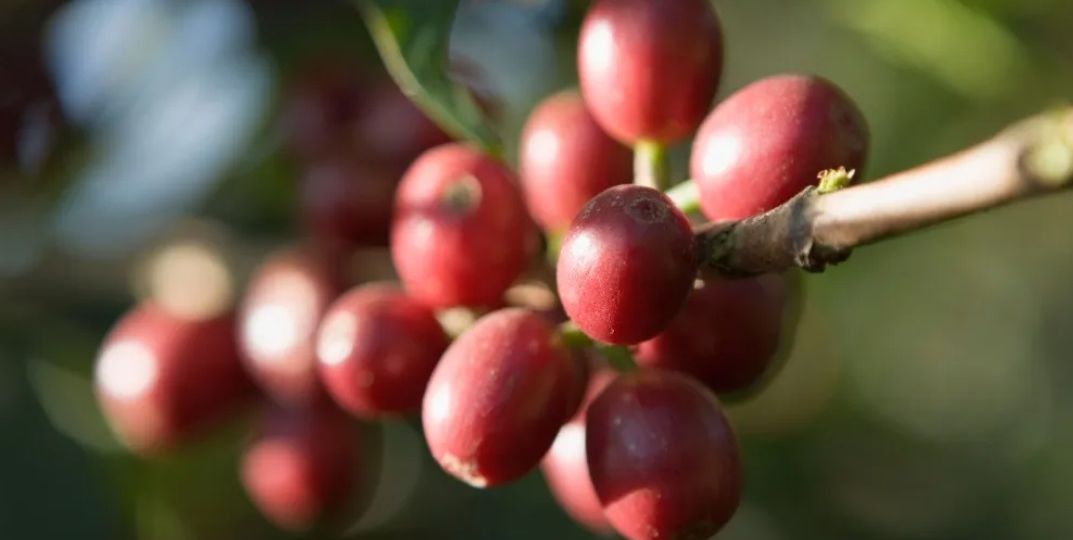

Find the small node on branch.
xmin=816 ymin=167 xmax=856 ymax=194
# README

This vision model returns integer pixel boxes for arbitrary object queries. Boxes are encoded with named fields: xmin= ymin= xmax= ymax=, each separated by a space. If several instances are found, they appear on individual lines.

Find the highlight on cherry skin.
xmin=315 ymin=283 xmax=449 ymax=419
xmin=557 ymin=184 xmax=698 ymax=345
xmin=519 ymin=90 xmax=632 ymax=232
xmin=692 ymin=74 xmax=869 ymax=221
xmin=391 ymin=143 xmax=537 ymax=309
xmin=586 ymin=369 xmax=742 ymax=540
xmin=421 ymin=308 xmax=582 ymax=488
xmin=578 ymin=0 xmax=723 ymax=144
xmin=541 ymin=367 xmax=617 ymax=534
xmin=237 ymin=247 xmax=345 ymax=406
xmin=94 ymin=302 xmax=253 ymax=455
xmin=240 ymin=404 xmax=362 ymax=532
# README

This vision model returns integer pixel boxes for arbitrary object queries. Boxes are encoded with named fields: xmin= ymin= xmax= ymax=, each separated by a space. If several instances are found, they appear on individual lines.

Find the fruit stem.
xmin=634 ymin=139 xmax=670 ymax=191
xmin=666 ymin=180 xmax=701 ymax=214
xmin=558 ymin=321 xmax=639 ymax=373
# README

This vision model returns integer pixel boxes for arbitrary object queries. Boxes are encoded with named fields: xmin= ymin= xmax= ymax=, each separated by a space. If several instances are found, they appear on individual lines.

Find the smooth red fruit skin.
xmin=692 ymin=74 xmax=869 ymax=221
xmin=94 ymin=304 xmax=252 ymax=454
xmin=238 ymin=248 xmax=344 ymax=405
xmin=422 ymin=308 xmax=577 ymax=487
xmin=541 ymin=369 xmax=616 ymax=534
xmin=300 ymin=157 xmax=398 ymax=248
xmin=587 ymin=370 xmax=742 ymax=540
xmin=578 ymin=0 xmax=723 ymax=144
xmin=392 ymin=144 xmax=536 ymax=309
xmin=241 ymin=405 xmax=360 ymax=531
xmin=355 ymin=81 xmax=452 ymax=168
xmin=281 ymin=65 xmax=365 ymax=159
xmin=557 ymin=185 xmax=697 ymax=345
xmin=316 ymin=284 xmax=449 ymax=418
xmin=519 ymin=91 xmax=632 ymax=231
xmin=636 ymin=274 xmax=787 ymax=394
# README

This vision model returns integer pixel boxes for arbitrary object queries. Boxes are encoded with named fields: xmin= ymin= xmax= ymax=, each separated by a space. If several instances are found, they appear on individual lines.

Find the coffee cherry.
xmin=281 ymin=65 xmax=365 ymax=159
xmin=316 ymin=284 xmax=449 ymax=418
xmin=240 ymin=405 xmax=361 ymax=531
xmin=392 ymin=144 xmax=536 ymax=309
xmin=519 ymin=91 xmax=632 ymax=231
xmin=541 ymin=369 xmax=616 ymax=534
xmin=94 ymin=304 xmax=252 ymax=454
xmin=238 ymin=248 xmax=344 ymax=405
xmin=636 ymin=274 xmax=787 ymax=394
xmin=692 ymin=74 xmax=869 ymax=221
xmin=422 ymin=308 xmax=578 ymax=487
xmin=578 ymin=0 xmax=723 ymax=144
xmin=354 ymin=81 xmax=452 ymax=168
xmin=557 ymin=185 xmax=697 ymax=345
xmin=300 ymin=157 xmax=398 ymax=248
xmin=587 ymin=369 xmax=741 ymax=540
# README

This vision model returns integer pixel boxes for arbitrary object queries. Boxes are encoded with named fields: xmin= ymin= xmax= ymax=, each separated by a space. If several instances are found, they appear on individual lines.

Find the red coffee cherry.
xmin=636 ymin=274 xmax=788 ymax=394
xmin=240 ymin=405 xmax=361 ymax=531
xmin=392 ymin=144 xmax=536 ymax=309
xmin=316 ymin=284 xmax=449 ymax=418
xmin=354 ymin=81 xmax=452 ymax=169
xmin=422 ymin=308 xmax=578 ymax=487
xmin=541 ymin=369 xmax=616 ymax=534
xmin=281 ymin=65 xmax=365 ymax=159
xmin=692 ymin=74 xmax=869 ymax=221
xmin=94 ymin=304 xmax=252 ymax=454
xmin=519 ymin=91 xmax=632 ymax=231
xmin=557 ymin=185 xmax=697 ymax=345
xmin=300 ymin=157 xmax=398 ymax=248
xmin=578 ymin=0 xmax=723 ymax=144
xmin=238 ymin=248 xmax=344 ymax=405
xmin=587 ymin=369 xmax=742 ymax=540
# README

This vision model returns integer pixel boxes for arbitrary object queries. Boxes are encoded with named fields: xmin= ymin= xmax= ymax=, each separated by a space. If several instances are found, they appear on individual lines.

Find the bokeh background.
xmin=3 ymin=0 xmax=1073 ymax=538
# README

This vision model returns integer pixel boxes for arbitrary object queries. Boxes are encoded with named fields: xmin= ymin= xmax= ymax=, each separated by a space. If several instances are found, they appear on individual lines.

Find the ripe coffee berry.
xmin=636 ymin=274 xmax=788 ymax=394
xmin=95 ymin=303 xmax=252 ymax=454
xmin=578 ymin=0 xmax=723 ymax=144
xmin=587 ymin=369 xmax=742 ymax=540
xmin=692 ymin=74 xmax=869 ymax=221
xmin=316 ymin=284 xmax=449 ymax=418
xmin=355 ymin=81 xmax=452 ymax=168
xmin=557 ymin=185 xmax=697 ymax=345
xmin=541 ymin=369 xmax=616 ymax=534
xmin=300 ymin=157 xmax=397 ymax=248
xmin=519 ymin=91 xmax=632 ymax=231
xmin=238 ymin=248 xmax=344 ymax=405
xmin=422 ymin=308 xmax=580 ymax=487
xmin=241 ymin=405 xmax=361 ymax=531
xmin=392 ymin=143 xmax=536 ymax=309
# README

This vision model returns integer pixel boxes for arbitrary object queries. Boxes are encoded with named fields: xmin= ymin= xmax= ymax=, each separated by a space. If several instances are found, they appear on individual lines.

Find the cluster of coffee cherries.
xmin=93 ymin=0 xmax=869 ymax=538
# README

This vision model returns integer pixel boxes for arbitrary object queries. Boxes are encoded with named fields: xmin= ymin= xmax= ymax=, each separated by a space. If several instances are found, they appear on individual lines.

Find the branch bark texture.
xmin=696 ymin=107 xmax=1073 ymax=276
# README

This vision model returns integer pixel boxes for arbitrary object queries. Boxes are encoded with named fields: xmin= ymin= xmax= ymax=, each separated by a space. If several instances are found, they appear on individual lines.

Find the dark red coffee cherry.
xmin=541 ymin=369 xmax=616 ymax=534
xmin=281 ymin=64 xmax=366 ymax=159
xmin=636 ymin=274 xmax=788 ymax=394
xmin=94 ymin=303 xmax=252 ymax=454
xmin=238 ymin=248 xmax=344 ymax=405
xmin=240 ymin=405 xmax=361 ymax=531
xmin=519 ymin=91 xmax=632 ymax=231
xmin=392 ymin=144 xmax=537 ymax=309
xmin=316 ymin=284 xmax=449 ymax=418
xmin=587 ymin=369 xmax=742 ymax=540
xmin=422 ymin=308 xmax=578 ymax=487
xmin=692 ymin=74 xmax=869 ymax=221
xmin=354 ymin=81 xmax=452 ymax=168
xmin=300 ymin=157 xmax=398 ymax=248
xmin=578 ymin=0 xmax=723 ymax=144
xmin=557 ymin=185 xmax=697 ymax=345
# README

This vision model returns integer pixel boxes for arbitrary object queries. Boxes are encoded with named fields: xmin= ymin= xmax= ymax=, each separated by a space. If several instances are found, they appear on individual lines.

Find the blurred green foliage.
xmin=2 ymin=0 xmax=1073 ymax=539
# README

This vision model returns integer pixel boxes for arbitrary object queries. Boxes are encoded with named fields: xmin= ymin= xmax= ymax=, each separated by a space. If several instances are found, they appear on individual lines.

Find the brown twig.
xmin=696 ymin=107 xmax=1073 ymax=276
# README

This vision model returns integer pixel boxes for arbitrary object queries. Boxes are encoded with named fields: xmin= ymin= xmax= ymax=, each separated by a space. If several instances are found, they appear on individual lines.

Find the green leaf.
xmin=357 ymin=0 xmax=502 ymax=154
